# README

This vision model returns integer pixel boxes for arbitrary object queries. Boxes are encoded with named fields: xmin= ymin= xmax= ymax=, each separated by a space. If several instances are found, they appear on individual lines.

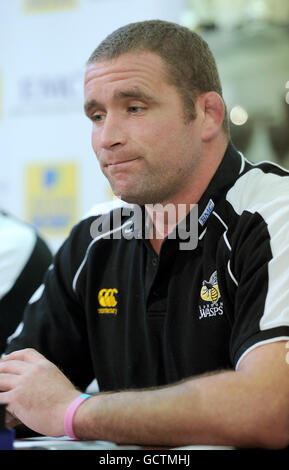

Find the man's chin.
xmin=115 ymin=194 xmax=144 ymax=205
xmin=112 ymin=191 xmax=149 ymax=206
xmin=110 ymin=184 xmax=169 ymax=206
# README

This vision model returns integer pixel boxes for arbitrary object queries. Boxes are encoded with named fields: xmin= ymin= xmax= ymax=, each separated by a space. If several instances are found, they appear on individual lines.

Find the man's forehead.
xmin=84 ymin=51 xmax=168 ymax=86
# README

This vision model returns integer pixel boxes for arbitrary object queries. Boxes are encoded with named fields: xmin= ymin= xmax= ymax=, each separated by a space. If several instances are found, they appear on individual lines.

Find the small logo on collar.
xmin=199 ymin=199 xmax=215 ymax=227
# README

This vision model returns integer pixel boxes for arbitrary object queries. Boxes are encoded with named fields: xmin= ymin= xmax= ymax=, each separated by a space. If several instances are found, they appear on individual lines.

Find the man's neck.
xmin=147 ymin=137 xmax=228 ymax=254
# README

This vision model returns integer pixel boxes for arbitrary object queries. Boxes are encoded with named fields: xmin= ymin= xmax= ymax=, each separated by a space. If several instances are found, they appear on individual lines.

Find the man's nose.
xmin=99 ymin=113 xmax=126 ymax=150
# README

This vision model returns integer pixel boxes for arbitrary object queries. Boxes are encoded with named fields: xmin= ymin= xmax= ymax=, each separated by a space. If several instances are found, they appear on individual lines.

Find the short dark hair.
xmin=88 ymin=19 xmax=229 ymax=136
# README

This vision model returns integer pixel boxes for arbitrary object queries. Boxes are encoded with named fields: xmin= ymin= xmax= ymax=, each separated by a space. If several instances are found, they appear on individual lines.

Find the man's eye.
xmin=91 ymin=114 xmax=104 ymax=122
xmin=128 ymin=106 xmax=144 ymax=114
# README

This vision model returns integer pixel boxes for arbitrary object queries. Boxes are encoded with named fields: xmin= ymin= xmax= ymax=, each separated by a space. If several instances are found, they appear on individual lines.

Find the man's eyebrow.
xmin=115 ymin=89 xmax=157 ymax=104
xmin=84 ymin=89 xmax=157 ymax=115
xmin=84 ymin=99 xmax=103 ymax=116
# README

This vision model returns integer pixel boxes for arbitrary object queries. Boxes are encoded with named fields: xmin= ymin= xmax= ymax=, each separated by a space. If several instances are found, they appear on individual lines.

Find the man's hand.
xmin=0 ymin=348 xmax=79 ymax=436
xmin=5 ymin=410 xmax=21 ymax=429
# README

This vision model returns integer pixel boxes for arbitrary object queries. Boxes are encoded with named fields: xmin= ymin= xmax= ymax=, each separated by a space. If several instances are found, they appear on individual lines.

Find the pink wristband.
xmin=64 ymin=393 xmax=91 ymax=439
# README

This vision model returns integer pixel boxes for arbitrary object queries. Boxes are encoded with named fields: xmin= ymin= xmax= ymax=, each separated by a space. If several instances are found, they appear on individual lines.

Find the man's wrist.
xmin=64 ymin=393 xmax=92 ymax=439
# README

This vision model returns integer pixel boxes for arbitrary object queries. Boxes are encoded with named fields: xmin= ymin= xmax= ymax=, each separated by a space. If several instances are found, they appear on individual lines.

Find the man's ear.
xmin=198 ymin=92 xmax=225 ymax=142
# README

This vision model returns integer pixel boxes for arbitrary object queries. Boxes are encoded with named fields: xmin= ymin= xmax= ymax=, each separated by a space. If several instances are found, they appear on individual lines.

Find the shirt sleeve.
xmin=228 ymin=191 xmax=289 ymax=368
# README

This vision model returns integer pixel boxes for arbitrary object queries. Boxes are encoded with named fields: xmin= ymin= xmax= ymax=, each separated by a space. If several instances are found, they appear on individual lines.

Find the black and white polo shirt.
xmin=6 ymin=142 xmax=289 ymax=392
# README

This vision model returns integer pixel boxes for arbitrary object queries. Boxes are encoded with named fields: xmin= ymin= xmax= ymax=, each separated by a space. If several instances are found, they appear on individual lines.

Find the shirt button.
xmin=152 ymin=257 xmax=158 ymax=267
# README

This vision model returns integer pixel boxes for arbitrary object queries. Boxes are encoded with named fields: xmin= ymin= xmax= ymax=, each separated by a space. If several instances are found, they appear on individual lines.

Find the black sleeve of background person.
xmin=0 ymin=235 xmax=53 ymax=354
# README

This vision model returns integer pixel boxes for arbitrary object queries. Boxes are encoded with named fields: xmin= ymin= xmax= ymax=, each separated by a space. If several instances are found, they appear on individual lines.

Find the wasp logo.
xmin=97 ymin=288 xmax=118 ymax=314
xmin=200 ymin=271 xmax=220 ymax=304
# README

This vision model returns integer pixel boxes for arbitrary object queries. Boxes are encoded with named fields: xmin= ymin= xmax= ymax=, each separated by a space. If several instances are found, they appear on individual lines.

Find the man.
xmin=0 ymin=211 xmax=52 ymax=354
xmin=1 ymin=20 xmax=289 ymax=449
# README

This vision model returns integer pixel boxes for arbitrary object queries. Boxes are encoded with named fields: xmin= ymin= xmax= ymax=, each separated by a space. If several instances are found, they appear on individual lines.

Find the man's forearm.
xmin=1 ymin=343 xmax=288 ymax=447
xmin=73 ymin=359 xmax=289 ymax=449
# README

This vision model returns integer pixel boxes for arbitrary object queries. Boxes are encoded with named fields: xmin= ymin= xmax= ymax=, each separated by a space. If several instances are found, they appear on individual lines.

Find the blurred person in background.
xmin=0 ymin=210 xmax=52 ymax=354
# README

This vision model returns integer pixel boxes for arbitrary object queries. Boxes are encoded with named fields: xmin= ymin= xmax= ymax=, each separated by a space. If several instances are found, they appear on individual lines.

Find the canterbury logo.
xmin=97 ymin=288 xmax=118 ymax=315
xmin=98 ymin=288 xmax=118 ymax=307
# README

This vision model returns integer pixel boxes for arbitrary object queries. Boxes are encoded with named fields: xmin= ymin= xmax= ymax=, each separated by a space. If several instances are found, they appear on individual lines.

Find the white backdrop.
xmin=0 ymin=0 xmax=185 ymax=251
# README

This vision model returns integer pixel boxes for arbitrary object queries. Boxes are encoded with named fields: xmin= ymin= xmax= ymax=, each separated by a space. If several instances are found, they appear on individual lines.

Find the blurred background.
xmin=0 ymin=0 xmax=288 ymax=252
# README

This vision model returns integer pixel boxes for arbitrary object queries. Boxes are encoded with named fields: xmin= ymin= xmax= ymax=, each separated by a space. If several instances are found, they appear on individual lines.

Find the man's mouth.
xmin=106 ymin=157 xmax=140 ymax=168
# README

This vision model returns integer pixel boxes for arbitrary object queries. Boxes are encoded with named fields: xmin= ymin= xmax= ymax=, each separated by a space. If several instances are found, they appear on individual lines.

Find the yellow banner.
xmin=26 ymin=162 xmax=78 ymax=238
xmin=23 ymin=0 xmax=78 ymax=13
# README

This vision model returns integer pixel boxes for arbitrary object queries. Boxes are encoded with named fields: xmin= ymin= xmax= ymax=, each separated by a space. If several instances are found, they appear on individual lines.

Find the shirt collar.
xmin=196 ymin=140 xmax=243 ymax=231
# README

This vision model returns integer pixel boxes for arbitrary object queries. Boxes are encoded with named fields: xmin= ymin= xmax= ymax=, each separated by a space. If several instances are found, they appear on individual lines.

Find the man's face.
xmin=84 ymin=51 xmax=203 ymax=205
